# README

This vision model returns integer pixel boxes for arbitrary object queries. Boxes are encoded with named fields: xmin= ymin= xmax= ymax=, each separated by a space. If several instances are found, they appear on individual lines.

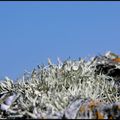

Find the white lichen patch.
xmin=0 ymin=51 xmax=120 ymax=119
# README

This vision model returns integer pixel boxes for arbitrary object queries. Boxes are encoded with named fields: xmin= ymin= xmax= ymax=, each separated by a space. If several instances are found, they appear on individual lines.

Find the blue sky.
xmin=0 ymin=1 xmax=120 ymax=80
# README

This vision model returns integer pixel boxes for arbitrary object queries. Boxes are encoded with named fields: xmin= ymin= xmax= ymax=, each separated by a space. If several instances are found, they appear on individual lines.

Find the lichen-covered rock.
xmin=0 ymin=51 xmax=120 ymax=119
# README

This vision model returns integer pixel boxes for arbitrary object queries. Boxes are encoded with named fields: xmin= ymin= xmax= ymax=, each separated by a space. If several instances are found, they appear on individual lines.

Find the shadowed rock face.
xmin=94 ymin=51 xmax=120 ymax=83
xmin=95 ymin=64 xmax=120 ymax=79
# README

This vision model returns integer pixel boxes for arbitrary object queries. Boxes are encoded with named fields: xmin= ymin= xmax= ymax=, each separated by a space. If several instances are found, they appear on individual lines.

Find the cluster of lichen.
xmin=0 ymin=53 xmax=120 ymax=118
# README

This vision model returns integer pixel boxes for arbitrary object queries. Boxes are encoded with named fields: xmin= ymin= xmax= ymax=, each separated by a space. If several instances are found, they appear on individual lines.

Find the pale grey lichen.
xmin=0 ymin=51 xmax=120 ymax=119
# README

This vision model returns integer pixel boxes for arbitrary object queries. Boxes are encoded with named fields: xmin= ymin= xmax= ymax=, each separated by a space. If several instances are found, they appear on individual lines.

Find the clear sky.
xmin=0 ymin=1 xmax=120 ymax=80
